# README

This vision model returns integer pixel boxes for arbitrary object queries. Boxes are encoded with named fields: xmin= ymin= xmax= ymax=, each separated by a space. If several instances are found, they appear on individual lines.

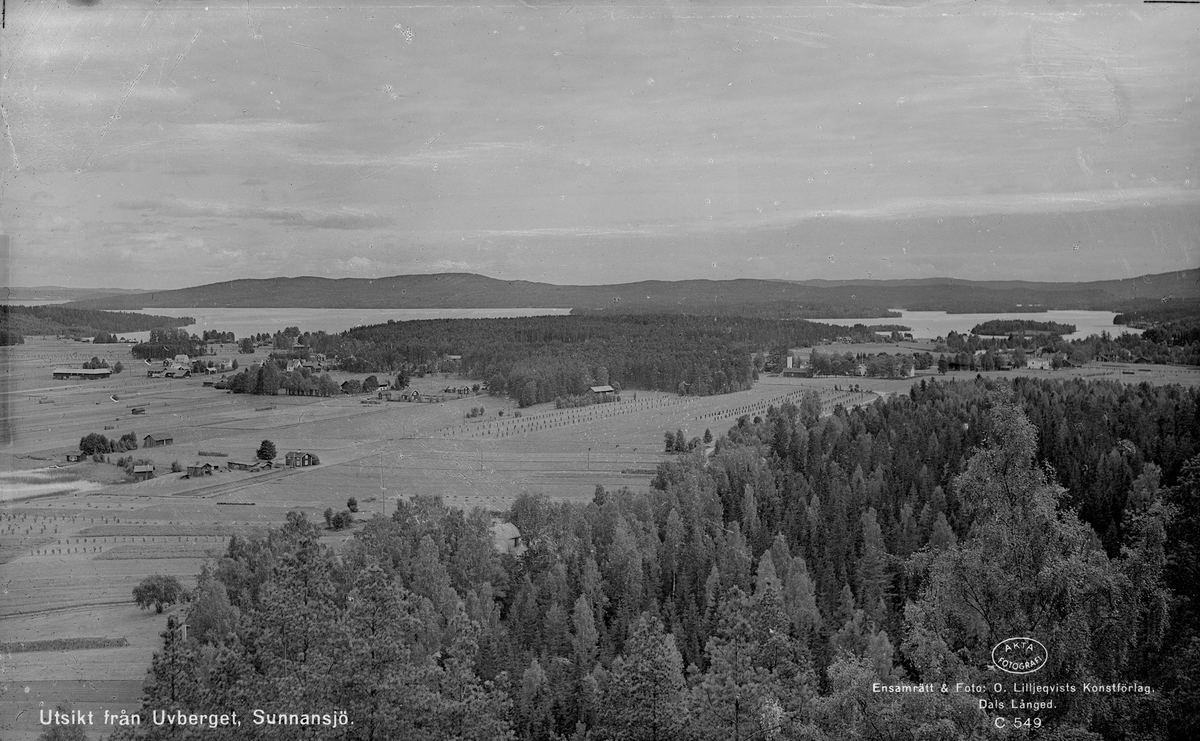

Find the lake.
xmin=56 ymin=305 xmax=1139 ymax=342
xmin=118 ymin=307 xmax=574 ymax=342
xmin=833 ymin=310 xmax=1141 ymax=340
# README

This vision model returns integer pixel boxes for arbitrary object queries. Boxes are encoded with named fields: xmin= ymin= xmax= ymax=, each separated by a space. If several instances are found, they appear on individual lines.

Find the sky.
xmin=1 ymin=0 xmax=1197 ymax=290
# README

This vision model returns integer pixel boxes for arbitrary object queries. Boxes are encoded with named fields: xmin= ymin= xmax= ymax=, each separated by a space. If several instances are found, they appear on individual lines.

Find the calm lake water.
xmin=119 ymin=307 xmax=574 ymax=342
xmin=30 ymin=303 xmax=1139 ymax=342
xmin=834 ymin=310 xmax=1141 ymax=340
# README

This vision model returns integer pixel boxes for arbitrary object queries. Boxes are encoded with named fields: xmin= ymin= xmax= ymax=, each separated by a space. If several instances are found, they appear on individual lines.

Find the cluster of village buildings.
xmin=65 ymin=430 xmax=320 ymax=482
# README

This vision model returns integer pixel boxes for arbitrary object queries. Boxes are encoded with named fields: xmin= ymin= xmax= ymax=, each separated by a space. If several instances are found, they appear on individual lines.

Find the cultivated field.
xmin=1 ymin=337 xmax=1197 ymax=739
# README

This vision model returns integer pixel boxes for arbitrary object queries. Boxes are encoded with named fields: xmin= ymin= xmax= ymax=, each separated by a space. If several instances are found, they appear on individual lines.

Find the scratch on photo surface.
xmin=3 ymin=0 xmax=54 ymax=78
xmin=52 ymin=12 xmax=87 ymax=61
xmin=0 ymin=102 xmax=19 ymax=171
xmin=168 ymin=29 xmax=203 ymax=78
xmin=245 ymin=0 xmax=261 ymax=40
xmin=247 ymin=2 xmax=279 ymax=85
xmin=64 ymin=1 xmax=123 ymax=93
xmin=81 ymin=63 xmax=151 ymax=171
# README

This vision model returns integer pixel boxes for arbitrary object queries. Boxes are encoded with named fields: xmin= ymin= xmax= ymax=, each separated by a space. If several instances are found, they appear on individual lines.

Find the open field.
xmin=2 ymin=337 xmax=1198 ymax=738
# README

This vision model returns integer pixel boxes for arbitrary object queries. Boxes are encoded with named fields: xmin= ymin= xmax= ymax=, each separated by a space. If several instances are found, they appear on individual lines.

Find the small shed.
xmin=143 ymin=432 xmax=174 ymax=448
xmin=589 ymin=385 xmax=615 ymax=396
xmin=132 ymin=464 xmax=155 ymax=481
xmin=65 ymin=452 xmax=83 ymax=463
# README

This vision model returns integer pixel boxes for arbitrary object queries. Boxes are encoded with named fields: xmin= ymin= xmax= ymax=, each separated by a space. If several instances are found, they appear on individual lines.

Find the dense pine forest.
xmin=307 ymin=315 xmax=895 ymax=404
xmin=969 ymin=320 xmax=1076 ymax=336
xmin=131 ymin=328 xmax=211 ymax=361
xmin=107 ymin=377 xmax=1199 ymax=740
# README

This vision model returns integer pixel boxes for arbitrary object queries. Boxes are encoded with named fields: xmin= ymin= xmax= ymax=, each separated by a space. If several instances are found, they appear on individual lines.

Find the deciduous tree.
xmin=133 ymin=574 xmax=185 ymax=614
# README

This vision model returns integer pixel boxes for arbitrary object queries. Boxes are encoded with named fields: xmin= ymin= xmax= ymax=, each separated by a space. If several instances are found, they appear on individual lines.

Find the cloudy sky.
xmin=1 ymin=0 xmax=1197 ymax=289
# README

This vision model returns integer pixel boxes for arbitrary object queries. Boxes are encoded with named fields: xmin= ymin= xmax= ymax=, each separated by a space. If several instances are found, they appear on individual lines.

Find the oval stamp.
xmin=991 ymin=637 xmax=1048 ymax=675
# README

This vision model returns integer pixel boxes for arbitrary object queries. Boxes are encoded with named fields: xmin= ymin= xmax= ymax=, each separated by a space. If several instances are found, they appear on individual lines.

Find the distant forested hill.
xmin=0 ymin=286 xmax=147 ymax=303
xmin=0 ymin=305 xmax=193 ymax=338
xmin=61 ymin=269 xmax=1199 ymax=316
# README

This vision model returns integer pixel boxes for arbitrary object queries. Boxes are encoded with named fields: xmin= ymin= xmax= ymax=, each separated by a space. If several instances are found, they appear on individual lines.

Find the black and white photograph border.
xmin=1 ymin=1 xmax=1198 ymax=739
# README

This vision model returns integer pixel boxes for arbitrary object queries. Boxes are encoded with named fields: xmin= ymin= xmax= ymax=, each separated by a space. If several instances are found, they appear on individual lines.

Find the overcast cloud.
xmin=1 ymin=0 xmax=1196 ymax=289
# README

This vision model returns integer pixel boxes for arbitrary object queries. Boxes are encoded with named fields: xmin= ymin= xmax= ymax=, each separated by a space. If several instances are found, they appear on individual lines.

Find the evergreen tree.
xmin=854 ymin=507 xmax=890 ymax=629
xmin=142 ymin=616 xmax=202 ymax=716
xmin=572 ymin=594 xmax=600 ymax=672
xmin=593 ymin=614 xmax=688 ymax=741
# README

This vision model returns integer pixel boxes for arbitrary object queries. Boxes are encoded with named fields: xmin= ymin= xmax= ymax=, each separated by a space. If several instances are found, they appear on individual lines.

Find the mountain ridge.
xmin=60 ymin=270 xmax=1199 ymax=314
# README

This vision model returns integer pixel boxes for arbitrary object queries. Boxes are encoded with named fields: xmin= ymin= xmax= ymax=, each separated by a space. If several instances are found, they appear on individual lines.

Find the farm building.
xmin=230 ymin=459 xmax=273 ymax=471
xmin=143 ymin=432 xmax=174 ymax=448
xmin=65 ymin=452 xmax=83 ymax=463
xmin=284 ymin=451 xmax=316 ymax=467
xmin=490 ymin=521 xmax=525 ymax=556
xmin=1026 ymin=357 xmax=1051 ymax=370
xmin=781 ymin=355 xmax=810 ymax=377
xmin=52 ymin=367 xmax=112 ymax=380
xmin=132 ymin=464 xmax=155 ymax=481
xmin=186 ymin=462 xmax=215 ymax=477
xmin=147 ymin=370 xmax=165 ymax=378
xmin=589 ymin=385 xmax=616 ymax=397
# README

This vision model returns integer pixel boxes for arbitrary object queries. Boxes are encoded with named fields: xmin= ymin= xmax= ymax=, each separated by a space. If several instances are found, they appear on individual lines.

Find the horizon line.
xmin=7 ymin=266 xmax=1199 ymax=295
